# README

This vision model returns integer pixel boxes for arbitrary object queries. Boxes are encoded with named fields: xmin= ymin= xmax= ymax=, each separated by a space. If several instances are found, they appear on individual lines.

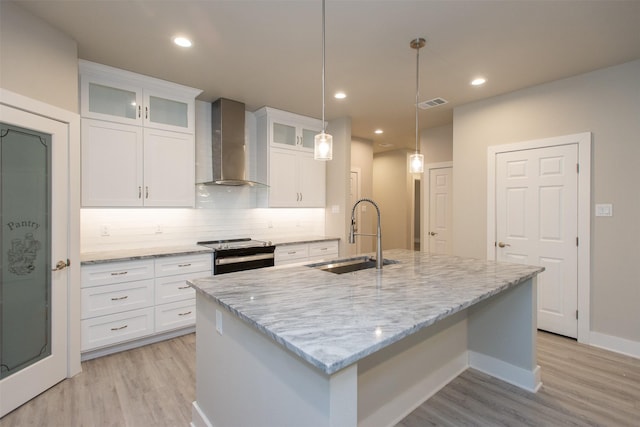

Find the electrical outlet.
xmin=215 ymin=309 xmax=223 ymax=335
xmin=100 ymin=225 xmax=110 ymax=237
xmin=155 ymin=224 xmax=163 ymax=234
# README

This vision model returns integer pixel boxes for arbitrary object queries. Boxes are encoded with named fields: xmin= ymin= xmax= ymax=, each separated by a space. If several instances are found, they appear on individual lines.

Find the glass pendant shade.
xmin=314 ymin=132 xmax=333 ymax=160
xmin=409 ymin=153 xmax=424 ymax=173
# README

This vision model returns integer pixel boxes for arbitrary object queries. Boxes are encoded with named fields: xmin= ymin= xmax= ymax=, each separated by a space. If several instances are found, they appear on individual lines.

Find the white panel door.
xmin=298 ymin=151 xmax=325 ymax=207
xmin=81 ymin=119 xmax=143 ymax=206
xmin=143 ymin=128 xmax=194 ymax=207
xmin=496 ymin=144 xmax=578 ymax=337
xmin=428 ymin=167 xmax=453 ymax=255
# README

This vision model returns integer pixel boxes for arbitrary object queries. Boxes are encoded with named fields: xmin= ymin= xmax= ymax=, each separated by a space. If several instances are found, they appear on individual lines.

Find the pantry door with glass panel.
xmin=0 ymin=105 xmax=69 ymax=417
xmin=495 ymin=144 xmax=578 ymax=338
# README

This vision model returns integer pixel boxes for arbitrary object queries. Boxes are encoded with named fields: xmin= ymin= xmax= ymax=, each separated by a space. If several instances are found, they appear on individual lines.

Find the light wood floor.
xmin=1 ymin=332 xmax=638 ymax=426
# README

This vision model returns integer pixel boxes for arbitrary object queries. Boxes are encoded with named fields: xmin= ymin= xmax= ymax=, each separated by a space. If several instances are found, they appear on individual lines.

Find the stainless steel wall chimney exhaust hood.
xmin=196 ymin=98 xmax=265 ymax=186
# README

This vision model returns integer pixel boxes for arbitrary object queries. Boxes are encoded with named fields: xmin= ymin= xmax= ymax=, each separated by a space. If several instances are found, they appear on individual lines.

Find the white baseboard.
xmin=81 ymin=326 xmax=195 ymax=361
xmin=589 ymin=331 xmax=640 ymax=359
xmin=191 ymin=401 xmax=214 ymax=427
xmin=469 ymin=351 xmax=542 ymax=392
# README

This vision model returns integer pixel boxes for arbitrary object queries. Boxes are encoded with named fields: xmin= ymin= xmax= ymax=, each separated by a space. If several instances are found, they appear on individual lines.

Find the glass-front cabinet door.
xmin=143 ymin=90 xmax=192 ymax=133
xmin=301 ymin=128 xmax=318 ymax=151
xmin=272 ymin=122 xmax=297 ymax=148
xmin=81 ymin=76 xmax=143 ymax=126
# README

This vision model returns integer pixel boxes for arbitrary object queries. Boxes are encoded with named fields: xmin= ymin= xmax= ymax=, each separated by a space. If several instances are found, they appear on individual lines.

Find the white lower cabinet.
xmin=275 ymin=240 xmax=339 ymax=266
xmin=81 ymin=253 xmax=211 ymax=358
xmin=81 ymin=307 xmax=155 ymax=352
xmin=155 ymin=299 xmax=196 ymax=333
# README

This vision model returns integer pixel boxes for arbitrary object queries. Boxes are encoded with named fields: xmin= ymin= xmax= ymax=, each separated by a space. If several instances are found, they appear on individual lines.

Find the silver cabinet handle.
xmin=178 ymin=311 xmax=192 ymax=317
xmin=138 ymin=105 xmax=141 ymax=118
xmin=111 ymin=295 xmax=129 ymax=301
xmin=145 ymin=106 xmax=149 ymax=119
xmin=52 ymin=259 xmax=70 ymax=271
xmin=178 ymin=263 xmax=192 ymax=268
xmin=300 ymin=193 xmax=303 ymax=202
xmin=429 ymin=232 xmax=438 ymax=236
xmin=178 ymin=285 xmax=190 ymax=290
xmin=110 ymin=325 xmax=128 ymax=331
xmin=110 ymin=271 xmax=128 ymax=276
xmin=145 ymin=186 xmax=149 ymax=199
xmin=498 ymin=242 xmax=511 ymax=248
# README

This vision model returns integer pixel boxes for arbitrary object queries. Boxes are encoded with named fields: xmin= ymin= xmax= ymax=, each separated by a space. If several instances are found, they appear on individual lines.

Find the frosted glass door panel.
xmin=0 ymin=124 xmax=51 ymax=380
xmin=272 ymin=123 xmax=297 ymax=147
xmin=148 ymin=96 xmax=188 ymax=129
xmin=301 ymin=128 xmax=317 ymax=150
xmin=88 ymin=83 xmax=138 ymax=120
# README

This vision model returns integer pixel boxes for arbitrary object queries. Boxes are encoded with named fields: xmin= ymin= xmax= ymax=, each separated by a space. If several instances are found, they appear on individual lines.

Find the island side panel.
xmin=192 ymin=294 xmax=358 ymax=427
xmin=357 ymin=310 xmax=469 ymax=427
xmin=467 ymin=277 xmax=541 ymax=392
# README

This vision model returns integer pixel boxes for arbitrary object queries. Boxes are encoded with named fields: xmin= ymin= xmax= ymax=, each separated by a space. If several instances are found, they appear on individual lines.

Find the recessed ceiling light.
xmin=374 ymin=129 xmax=384 ymax=134
xmin=471 ymin=77 xmax=486 ymax=86
xmin=173 ymin=36 xmax=192 ymax=48
xmin=334 ymin=92 xmax=347 ymax=99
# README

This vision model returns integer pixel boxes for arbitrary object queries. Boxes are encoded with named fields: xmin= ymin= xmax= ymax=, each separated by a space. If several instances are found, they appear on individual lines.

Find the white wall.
xmin=0 ymin=1 xmax=78 ymax=112
xmin=453 ymin=60 xmax=640 ymax=345
xmin=373 ymin=149 xmax=413 ymax=250
xmin=350 ymin=138 xmax=374 ymax=254
xmin=422 ymin=123 xmax=453 ymax=165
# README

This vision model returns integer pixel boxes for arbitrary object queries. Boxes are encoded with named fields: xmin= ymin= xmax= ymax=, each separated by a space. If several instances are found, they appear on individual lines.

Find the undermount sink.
xmin=306 ymin=256 xmax=399 ymax=274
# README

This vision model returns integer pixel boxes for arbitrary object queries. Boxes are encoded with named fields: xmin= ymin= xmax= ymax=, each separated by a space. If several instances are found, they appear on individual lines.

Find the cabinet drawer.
xmin=155 ymin=300 xmax=195 ymax=333
xmin=155 ymin=272 xmax=201 ymax=305
xmin=81 ymin=259 xmax=154 ymax=288
xmin=81 ymin=279 xmax=154 ymax=319
xmin=308 ymin=241 xmax=339 ymax=260
xmin=81 ymin=307 xmax=154 ymax=351
xmin=155 ymin=254 xmax=211 ymax=277
xmin=275 ymin=244 xmax=309 ymax=265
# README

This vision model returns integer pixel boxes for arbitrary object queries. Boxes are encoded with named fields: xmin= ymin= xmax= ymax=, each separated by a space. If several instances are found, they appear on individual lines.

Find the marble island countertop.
xmin=189 ymin=249 xmax=544 ymax=375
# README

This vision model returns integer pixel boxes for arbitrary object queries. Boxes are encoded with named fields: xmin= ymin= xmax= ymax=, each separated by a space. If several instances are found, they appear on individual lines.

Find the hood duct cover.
xmin=199 ymin=98 xmax=264 ymax=186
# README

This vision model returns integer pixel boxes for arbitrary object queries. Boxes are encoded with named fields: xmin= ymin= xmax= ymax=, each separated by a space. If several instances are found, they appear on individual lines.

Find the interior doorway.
xmin=487 ymin=132 xmax=591 ymax=343
xmin=424 ymin=162 xmax=453 ymax=255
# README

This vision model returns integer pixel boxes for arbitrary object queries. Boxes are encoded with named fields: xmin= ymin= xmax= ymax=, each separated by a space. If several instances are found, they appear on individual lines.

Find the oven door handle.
xmin=215 ymin=253 xmax=275 ymax=266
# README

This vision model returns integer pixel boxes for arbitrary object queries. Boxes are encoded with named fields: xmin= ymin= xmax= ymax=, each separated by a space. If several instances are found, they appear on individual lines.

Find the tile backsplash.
xmin=81 ymin=185 xmax=325 ymax=252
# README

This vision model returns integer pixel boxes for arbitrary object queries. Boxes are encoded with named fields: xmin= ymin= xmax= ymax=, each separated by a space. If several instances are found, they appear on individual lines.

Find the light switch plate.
xmin=595 ymin=204 xmax=613 ymax=217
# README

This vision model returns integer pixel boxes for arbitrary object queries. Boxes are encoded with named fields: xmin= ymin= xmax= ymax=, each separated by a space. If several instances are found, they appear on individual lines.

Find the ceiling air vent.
xmin=418 ymin=97 xmax=448 ymax=110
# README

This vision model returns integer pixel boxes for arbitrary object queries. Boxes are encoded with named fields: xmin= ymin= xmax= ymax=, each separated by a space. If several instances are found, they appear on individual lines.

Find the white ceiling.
xmin=12 ymin=0 xmax=640 ymax=152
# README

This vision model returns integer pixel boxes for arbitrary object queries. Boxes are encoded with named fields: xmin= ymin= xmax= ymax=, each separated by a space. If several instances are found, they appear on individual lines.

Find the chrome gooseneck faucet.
xmin=349 ymin=198 xmax=383 ymax=269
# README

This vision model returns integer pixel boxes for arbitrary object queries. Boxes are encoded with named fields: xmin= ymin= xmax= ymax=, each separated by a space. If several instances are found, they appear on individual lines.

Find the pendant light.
xmin=314 ymin=0 xmax=333 ymax=160
xmin=409 ymin=37 xmax=425 ymax=174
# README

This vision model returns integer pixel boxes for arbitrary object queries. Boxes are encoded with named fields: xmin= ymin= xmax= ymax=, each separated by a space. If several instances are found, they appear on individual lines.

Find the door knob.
xmin=498 ymin=242 xmax=511 ymax=248
xmin=429 ymin=232 xmax=438 ymax=236
xmin=52 ymin=259 xmax=70 ymax=271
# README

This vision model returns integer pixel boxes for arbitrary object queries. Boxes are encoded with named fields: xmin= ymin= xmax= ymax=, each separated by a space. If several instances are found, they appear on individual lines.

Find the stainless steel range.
xmin=198 ymin=238 xmax=275 ymax=275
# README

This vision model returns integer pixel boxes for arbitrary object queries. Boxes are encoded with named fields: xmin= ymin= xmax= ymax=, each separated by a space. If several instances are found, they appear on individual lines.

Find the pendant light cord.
xmin=415 ymin=38 xmax=420 ymax=154
xmin=322 ymin=0 xmax=326 ymax=133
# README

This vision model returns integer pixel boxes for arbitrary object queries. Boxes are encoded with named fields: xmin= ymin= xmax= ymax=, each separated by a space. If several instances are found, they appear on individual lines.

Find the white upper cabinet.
xmin=80 ymin=60 xmax=200 ymax=134
xmin=79 ymin=60 xmax=201 ymax=207
xmin=256 ymin=107 xmax=322 ymax=152
xmin=255 ymin=107 xmax=326 ymax=208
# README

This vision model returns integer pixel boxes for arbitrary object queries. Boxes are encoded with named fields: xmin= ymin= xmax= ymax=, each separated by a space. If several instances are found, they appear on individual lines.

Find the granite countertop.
xmin=80 ymin=245 xmax=213 ymax=264
xmin=259 ymin=235 xmax=340 ymax=246
xmin=189 ymin=249 xmax=544 ymax=375
xmin=80 ymin=236 xmax=339 ymax=264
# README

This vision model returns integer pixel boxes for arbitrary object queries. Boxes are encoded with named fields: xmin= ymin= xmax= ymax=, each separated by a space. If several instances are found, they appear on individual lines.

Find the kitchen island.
xmin=188 ymin=249 xmax=544 ymax=427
